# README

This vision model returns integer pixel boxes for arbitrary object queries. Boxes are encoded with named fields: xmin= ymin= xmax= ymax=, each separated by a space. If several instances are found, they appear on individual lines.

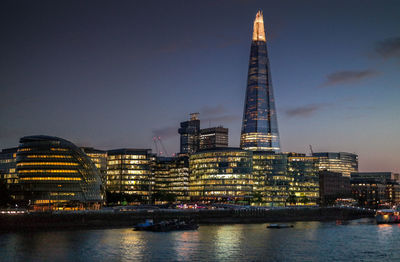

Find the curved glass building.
xmin=16 ymin=135 xmax=103 ymax=210
xmin=189 ymin=148 xmax=253 ymax=203
xmin=240 ymin=11 xmax=280 ymax=152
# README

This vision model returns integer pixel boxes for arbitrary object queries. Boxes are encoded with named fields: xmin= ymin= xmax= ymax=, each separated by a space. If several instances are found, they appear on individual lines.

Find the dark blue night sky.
xmin=1 ymin=0 xmax=399 ymax=172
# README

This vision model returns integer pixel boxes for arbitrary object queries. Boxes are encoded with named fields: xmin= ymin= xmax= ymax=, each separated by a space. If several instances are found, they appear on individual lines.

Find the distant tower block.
xmin=178 ymin=113 xmax=200 ymax=154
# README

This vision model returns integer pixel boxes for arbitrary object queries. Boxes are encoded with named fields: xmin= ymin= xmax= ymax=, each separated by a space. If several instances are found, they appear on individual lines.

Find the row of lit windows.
xmin=0 ymin=159 xmax=15 ymax=163
xmin=50 ymin=148 xmax=69 ymax=152
xmin=19 ymin=169 xmax=78 ymax=173
xmin=27 ymin=155 xmax=73 ymax=159
xmin=20 ymin=177 xmax=81 ymax=181
xmin=49 ymin=192 xmax=76 ymax=196
xmin=17 ymin=162 xmax=79 ymax=167
xmin=108 ymin=160 xmax=149 ymax=165
xmin=18 ymin=148 xmax=31 ymax=152
xmin=107 ymin=170 xmax=149 ymax=175
xmin=108 ymin=155 xmax=147 ymax=160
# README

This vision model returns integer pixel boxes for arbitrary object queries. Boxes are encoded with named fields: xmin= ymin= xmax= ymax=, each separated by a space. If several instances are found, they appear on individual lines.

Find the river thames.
xmin=0 ymin=219 xmax=398 ymax=261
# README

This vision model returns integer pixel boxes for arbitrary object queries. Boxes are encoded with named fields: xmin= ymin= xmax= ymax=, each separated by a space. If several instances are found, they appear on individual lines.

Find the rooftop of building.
xmin=107 ymin=148 xmax=152 ymax=155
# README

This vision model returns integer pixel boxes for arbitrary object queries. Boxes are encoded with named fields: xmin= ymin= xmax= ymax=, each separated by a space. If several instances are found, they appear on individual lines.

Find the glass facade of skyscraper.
xmin=241 ymin=11 xmax=280 ymax=152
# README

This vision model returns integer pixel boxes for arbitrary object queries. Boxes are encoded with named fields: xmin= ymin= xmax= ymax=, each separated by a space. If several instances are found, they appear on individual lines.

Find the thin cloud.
xmin=152 ymin=126 xmax=178 ymax=140
xmin=375 ymin=37 xmax=400 ymax=59
xmin=202 ymin=115 xmax=241 ymax=125
xmin=200 ymin=104 xmax=227 ymax=116
xmin=319 ymin=69 xmax=379 ymax=87
xmin=285 ymin=104 xmax=328 ymax=118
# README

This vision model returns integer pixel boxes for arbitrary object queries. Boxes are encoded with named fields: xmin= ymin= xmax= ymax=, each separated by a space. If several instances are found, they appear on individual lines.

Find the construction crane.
xmin=157 ymin=136 xmax=169 ymax=156
xmin=309 ymin=145 xmax=314 ymax=155
xmin=152 ymin=136 xmax=169 ymax=156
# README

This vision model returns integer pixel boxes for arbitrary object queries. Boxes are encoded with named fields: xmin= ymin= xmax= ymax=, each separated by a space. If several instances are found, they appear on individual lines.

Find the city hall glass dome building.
xmin=16 ymin=135 xmax=103 ymax=210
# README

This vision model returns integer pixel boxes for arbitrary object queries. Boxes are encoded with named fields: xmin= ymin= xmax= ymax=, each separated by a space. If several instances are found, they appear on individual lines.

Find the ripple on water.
xmin=1 ymin=220 xmax=400 ymax=261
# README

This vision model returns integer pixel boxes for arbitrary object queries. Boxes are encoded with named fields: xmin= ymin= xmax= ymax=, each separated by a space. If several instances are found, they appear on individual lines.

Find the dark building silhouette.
xmin=199 ymin=126 xmax=228 ymax=150
xmin=351 ymin=172 xmax=400 ymax=208
xmin=240 ymin=11 xmax=280 ymax=152
xmin=319 ymin=171 xmax=351 ymax=206
xmin=178 ymin=113 xmax=200 ymax=154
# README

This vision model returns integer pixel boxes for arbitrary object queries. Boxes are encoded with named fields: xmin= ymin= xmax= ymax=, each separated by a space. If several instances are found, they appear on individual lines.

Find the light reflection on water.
xmin=1 ymin=219 xmax=400 ymax=261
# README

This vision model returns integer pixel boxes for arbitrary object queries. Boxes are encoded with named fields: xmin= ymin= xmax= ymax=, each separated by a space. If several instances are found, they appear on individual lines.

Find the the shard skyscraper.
xmin=240 ymin=10 xmax=280 ymax=152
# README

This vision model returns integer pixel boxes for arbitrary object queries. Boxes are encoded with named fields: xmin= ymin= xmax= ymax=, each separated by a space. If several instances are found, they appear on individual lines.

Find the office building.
xmin=153 ymin=156 xmax=189 ymax=203
xmin=252 ymin=151 xmax=288 ymax=206
xmin=189 ymin=148 xmax=253 ymax=203
xmin=178 ymin=113 xmax=200 ymax=154
xmin=319 ymin=171 xmax=351 ymax=206
xmin=240 ymin=11 xmax=280 ymax=152
xmin=351 ymin=172 xmax=400 ymax=208
xmin=312 ymin=152 xmax=358 ymax=177
xmin=81 ymin=147 xmax=107 ymax=185
xmin=16 ymin=135 xmax=103 ymax=210
xmin=106 ymin=149 xmax=153 ymax=204
xmin=0 ymin=148 xmax=18 ymax=188
xmin=199 ymin=126 xmax=228 ymax=150
xmin=286 ymin=153 xmax=319 ymax=206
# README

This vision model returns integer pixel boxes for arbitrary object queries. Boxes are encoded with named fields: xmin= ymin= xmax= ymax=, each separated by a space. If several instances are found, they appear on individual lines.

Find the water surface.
xmin=0 ymin=219 xmax=398 ymax=261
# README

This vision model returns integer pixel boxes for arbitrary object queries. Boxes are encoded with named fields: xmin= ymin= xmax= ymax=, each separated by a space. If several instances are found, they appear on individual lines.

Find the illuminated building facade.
xmin=154 ymin=156 xmax=189 ymax=202
xmin=240 ymin=11 xmax=280 ymax=152
xmin=351 ymin=172 xmax=400 ymax=207
xmin=16 ymin=136 xmax=103 ymax=210
xmin=252 ymin=151 xmax=288 ymax=206
xmin=189 ymin=148 xmax=253 ymax=203
xmin=199 ymin=126 xmax=229 ymax=150
xmin=81 ymin=147 xmax=107 ymax=185
xmin=0 ymin=148 xmax=18 ymax=189
xmin=178 ymin=113 xmax=200 ymax=155
xmin=312 ymin=152 xmax=358 ymax=177
xmin=106 ymin=149 xmax=153 ymax=203
xmin=286 ymin=153 xmax=319 ymax=206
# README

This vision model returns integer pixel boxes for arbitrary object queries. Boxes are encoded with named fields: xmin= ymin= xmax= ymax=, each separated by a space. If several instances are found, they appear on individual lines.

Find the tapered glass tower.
xmin=240 ymin=11 xmax=280 ymax=152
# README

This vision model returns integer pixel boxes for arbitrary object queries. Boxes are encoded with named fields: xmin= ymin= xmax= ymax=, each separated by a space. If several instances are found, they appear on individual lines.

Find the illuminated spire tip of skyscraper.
xmin=252 ymin=10 xmax=266 ymax=42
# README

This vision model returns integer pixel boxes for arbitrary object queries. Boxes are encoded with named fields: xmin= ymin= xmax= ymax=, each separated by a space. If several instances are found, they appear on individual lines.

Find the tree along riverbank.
xmin=0 ymin=207 xmax=375 ymax=232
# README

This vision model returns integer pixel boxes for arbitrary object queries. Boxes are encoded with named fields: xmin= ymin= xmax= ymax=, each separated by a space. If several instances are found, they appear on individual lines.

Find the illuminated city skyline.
xmin=1 ymin=1 xmax=399 ymax=173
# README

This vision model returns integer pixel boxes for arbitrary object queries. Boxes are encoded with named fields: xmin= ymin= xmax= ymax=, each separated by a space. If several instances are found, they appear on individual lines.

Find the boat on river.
xmin=134 ymin=219 xmax=199 ymax=232
xmin=375 ymin=209 xmax=400 ymax=224
xmin=267 ymin=224 xmax=294 ymax=229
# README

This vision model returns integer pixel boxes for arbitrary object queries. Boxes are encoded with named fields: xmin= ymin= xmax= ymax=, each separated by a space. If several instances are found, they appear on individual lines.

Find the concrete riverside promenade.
xmin=0 ymin=207 xmax=375 ymax=232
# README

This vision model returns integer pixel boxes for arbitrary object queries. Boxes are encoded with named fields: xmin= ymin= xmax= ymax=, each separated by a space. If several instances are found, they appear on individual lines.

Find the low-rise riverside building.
xmin=252 ymin=151 xmax=289 ymax=207
xmin=16 ymin=135 xmax=103 ymax=210
xmin=351 ymin=172 xmax=400 ymax=208
xmin=106 ymin=149 xmax=153 ymax=204
xmin=81 ymin=147 xmax=107 ymax=185
xmin=153 ymin=156 xmax=190 ymax=203
xmin=0 ymin=148 xmax=20 ymax=200
xmin=189 ymin=148 xmax=253 ymax=204
xmin=319 ymin=171 xmax=351 ymax=206
xmin=313 ymin=152 xmax=358 ymax=177
xmin=286 ymin=153 xmax=319 ymax=206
